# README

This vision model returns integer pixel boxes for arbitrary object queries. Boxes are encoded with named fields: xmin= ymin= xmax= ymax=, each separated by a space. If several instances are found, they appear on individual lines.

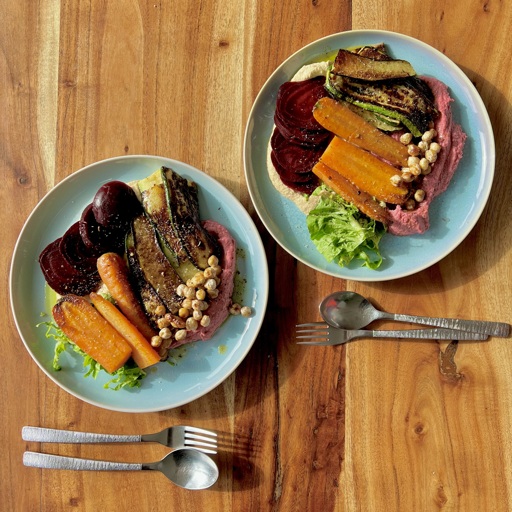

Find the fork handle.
xmin=23 ymin=451 xmax=142 ymax=471
xmin=368 ymin=328 xmax=488 ymax=340
xmin=386 ymin=313 xmax=509 ymax=337
xmin=22 ymin=426 xmax=141 ymax=444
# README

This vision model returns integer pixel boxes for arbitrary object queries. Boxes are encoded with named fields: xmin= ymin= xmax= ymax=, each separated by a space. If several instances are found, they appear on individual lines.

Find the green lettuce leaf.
xmin=37 ymin=320 xmax=147 ymax=390
xmin=306 ymin=185 xmax=386 ymax=269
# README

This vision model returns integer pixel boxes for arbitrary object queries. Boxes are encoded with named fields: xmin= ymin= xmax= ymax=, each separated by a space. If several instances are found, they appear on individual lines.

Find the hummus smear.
xmin=179 ymin=220 xmax=236 ymax=346
xmin=387 ymin=77 xmax=466 ymax=235
xmin=267 ymin=62 xmax=466 ymax=236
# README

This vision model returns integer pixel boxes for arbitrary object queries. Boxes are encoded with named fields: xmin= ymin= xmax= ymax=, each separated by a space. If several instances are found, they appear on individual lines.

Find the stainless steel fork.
xmin=296 ymin=322 xmax=489 ymax=346
xmin=22 ymin=425 xmax=218 ymax=454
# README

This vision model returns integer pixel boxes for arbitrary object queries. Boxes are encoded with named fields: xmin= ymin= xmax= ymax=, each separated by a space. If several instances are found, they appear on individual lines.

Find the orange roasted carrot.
xmin=96 ymin=252 xmax=156 ymax=340
xmin=312 ymin=161 xmax=389 ymax=224
xmin=319 ymin=136 xmax=409 ymax=205
xmin=313 ymin=97 xmax=409 ymax=167
xmin=90 ymin=292 xmax=161 ymax=369
xmin=52 ymin=295 xmax=132 ymax=374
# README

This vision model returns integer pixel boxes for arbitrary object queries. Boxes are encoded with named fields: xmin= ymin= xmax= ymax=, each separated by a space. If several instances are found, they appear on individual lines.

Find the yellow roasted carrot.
xmin=52 ymin=295 xmax=132 ymax=374
xmin=313 ymin=97 xmax=409 ymax=168
xmin=312 ymin=161 xmax=388 ymax=224
xmin=319 ymin=136 xmax=409 ymax=205
xmin=90 ymin=292 xmax=161 ymax=369
xmin=96 ymin=252 xmax=156 ymax=340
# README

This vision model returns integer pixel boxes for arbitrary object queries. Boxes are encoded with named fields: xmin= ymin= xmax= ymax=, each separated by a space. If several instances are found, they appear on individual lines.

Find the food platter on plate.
xmin=10 ymin=155 xmax=269 ymax=413
xmin=243 ymin=30 xmax=494 ymax=281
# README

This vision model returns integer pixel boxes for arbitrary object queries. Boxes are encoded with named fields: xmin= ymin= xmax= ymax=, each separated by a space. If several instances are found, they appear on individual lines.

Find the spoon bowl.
xmin=151 ymin=447 xmax=219 ymax=490
xmin=320 ymin=291 xmax=378 ymax=330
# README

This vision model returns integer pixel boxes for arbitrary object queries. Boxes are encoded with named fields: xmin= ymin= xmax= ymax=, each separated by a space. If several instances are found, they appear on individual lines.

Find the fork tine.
xmin=296 ymin=322 xmax=329 ymax=329
xmin=297 ymin=340 xmax=333 ymax=346
xmin=295 ymin=329 xmax=330 ymax=345
xmin=184 ymin=432 xmax=218 ymax=445
xmin=184 ymin=426 xmax=218 ymax=437
xmin=184 ymin=433 xmax=217 ymax=454
xmin=183 ymin=426 xmax=218 ymax=454
xmin=184 ymin=440 xmax=217 ymax=454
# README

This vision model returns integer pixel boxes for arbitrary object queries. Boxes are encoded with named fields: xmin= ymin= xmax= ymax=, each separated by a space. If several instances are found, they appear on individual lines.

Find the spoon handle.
xmin=367 ymin=327 xmax=488 ymax=341
xmin=22 ymin=426 xmax=141 ymax=444
xmin=389 ymin=313 xmax=510 ymax=337
xmin=23 ymin=451 xmax=142 ymax=471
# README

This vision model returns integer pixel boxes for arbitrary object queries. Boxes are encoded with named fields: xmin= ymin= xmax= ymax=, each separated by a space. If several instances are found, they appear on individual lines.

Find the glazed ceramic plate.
xmin=244 ymin=30 xmax=494 ymax=281
xmin=10 ymin=156 xmax=269 ymax=412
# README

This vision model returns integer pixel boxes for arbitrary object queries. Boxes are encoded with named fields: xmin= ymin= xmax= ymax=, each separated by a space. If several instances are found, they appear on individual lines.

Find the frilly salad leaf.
xmin=306 ymin=185 xmax=386 ymax=269
xmin=37 ymin=320 xmax=147 ymax=390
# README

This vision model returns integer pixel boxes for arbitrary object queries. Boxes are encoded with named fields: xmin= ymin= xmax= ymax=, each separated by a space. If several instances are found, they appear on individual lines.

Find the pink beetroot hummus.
xmin=170 ymin=219 xmax=236 ymax=348
xmin=387 ymin=77 xmax=466 ymax=235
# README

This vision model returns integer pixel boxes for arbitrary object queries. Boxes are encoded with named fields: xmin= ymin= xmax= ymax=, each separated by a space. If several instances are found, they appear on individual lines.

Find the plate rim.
xmin=10 ymin=154 xmax=269 ymax=412
xmin=243 ymin=29 xmax=495 ymax=281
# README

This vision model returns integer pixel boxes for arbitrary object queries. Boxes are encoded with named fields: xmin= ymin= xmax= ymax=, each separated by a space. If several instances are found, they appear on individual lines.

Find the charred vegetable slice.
xmin=326 ymin=73 xmax=437 ymax=137
xmin=137 ymin=167 xmax=219 ymax=276
xmin=137 ymin=168 xmax=184 ymax=267
xmin=162 ymin=167 xmax=220 ymax=270
xmin=125 ymin=231 xmax=168 ymax=329
xmin=331 ymin=48 xmax=416 ymax=81
xmin=129 ymin=213 xmax=183 ymax=314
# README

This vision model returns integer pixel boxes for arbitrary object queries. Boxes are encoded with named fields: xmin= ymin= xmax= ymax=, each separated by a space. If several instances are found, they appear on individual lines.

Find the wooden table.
xmin=3 ymin=1 xmax=512 ymax=510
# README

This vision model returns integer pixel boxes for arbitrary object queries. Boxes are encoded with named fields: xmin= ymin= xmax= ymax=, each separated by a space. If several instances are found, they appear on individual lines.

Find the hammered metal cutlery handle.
xmin=369 ymin=327 xmax=489 ymax=340
xmin=22 ymin=426 xmax=141 ymax=444
xmin=390 ymin=314 xmax=510 ymax=337
xmin=23 ymin=451 xmax=142 ymax=471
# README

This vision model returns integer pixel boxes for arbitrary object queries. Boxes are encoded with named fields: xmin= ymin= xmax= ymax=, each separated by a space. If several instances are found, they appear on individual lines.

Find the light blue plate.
xmin=244 ymin=30 xmax=494 ymax=281
xmin=10 ymin=156 xmax=269 ymax=412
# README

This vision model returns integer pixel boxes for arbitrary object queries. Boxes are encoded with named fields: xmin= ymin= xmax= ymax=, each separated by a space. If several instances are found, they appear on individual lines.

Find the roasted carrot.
xmin=52 ymin=295 xmax=132 ymax=374
xmin=90 ymin=292 xmax=161 ymax=369
xmin=319 ymin=136 xmax=409 ymax=204
xmin=313 ymin=97 xmax=410 ymax=168
xmin=312 ymin=161 xmax=389 ymax=224
xmin=96 ymin=252 xmax=156 ymax=340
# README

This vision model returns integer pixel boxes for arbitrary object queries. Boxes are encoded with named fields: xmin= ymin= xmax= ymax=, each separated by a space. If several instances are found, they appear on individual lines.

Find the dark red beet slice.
xmin=270 ymin=150 xmax=316 ymax=183
xmin=79 ymin=203 xmax=124 ymax=254
xmin=60 ymin=221 xmax=98 ymax=273
xmin=39 ymin=238 xmax=100 ymax=295
xmin=279 ymin=174 xmax=319 ymax=195
xmin=271 ymin=129 xmax=327 ymax=175
xmin=273 ymin=114 xmax=330 ymax=147
xmin=274 ymin=76 xmax=329 ymax=132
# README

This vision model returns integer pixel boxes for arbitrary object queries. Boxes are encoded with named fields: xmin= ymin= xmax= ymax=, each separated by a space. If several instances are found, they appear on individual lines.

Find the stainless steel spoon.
xmin=320 ymin=291 xmax=510 ymax=337
xmin=23 ymin=447 xmax=219 ymax=490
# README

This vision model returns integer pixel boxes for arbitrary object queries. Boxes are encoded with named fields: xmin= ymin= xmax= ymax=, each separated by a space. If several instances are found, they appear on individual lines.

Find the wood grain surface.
xmin=3 ymin=1 xmax=512 ymax=511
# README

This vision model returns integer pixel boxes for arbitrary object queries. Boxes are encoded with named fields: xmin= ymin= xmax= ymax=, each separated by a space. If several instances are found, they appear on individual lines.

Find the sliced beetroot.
xmin=60 ymin=221 xmax=99 ymax=273
xmin=79 ymin=203 xmax=124 ymax=254
xmin=271 ymin=129 xmax=327 ymax=175
xmin=274 ymin=111 xmax=330 ymax=147
xmin=39 ymin=238 xmax=100 ymax=296
xmin=279 ymin=174 xmax=319 ymax=195
xmin=275 ymin=76 xmax=329 ymax=132
xmin=271 ymin=150 xmax=319 ymax=185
